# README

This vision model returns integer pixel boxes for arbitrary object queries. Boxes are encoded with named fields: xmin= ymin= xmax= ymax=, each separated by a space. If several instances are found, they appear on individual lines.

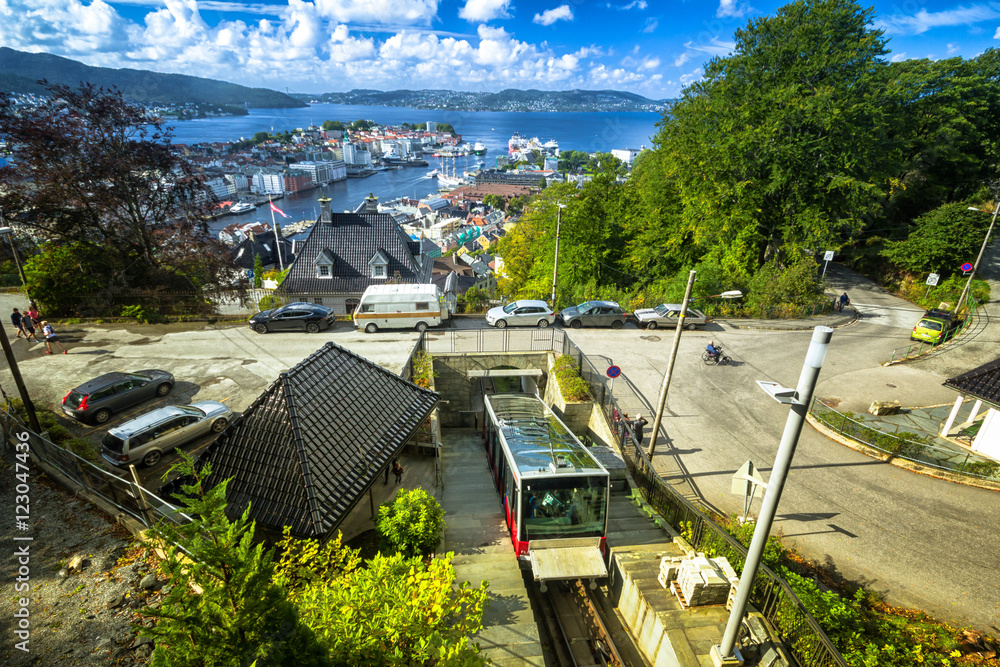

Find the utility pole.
xmin=647 ymin=269 xmax=696 ymax=458
xmin=957 ymin=201 xmax=1000 ymax=315
xmin=0 ymin=325 xmax=41 ymax=433
xmin=550 ymin=204 xmax=565 ymax=307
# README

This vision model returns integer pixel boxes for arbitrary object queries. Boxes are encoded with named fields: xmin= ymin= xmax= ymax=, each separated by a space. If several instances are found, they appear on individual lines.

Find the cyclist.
xmin=706 ymin=340 xmax=721 ymax=361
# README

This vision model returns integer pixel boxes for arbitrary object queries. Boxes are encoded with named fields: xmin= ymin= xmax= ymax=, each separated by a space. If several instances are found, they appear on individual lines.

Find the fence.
xmin=810 ymin=398 xmax=1000 ymax=480
xmin=0 ymin=405 xmax=192 ymax=530
xmin=420 ymin=329 xmax=847 ymax=667
xmin=886 ymin=298 xmax=981 ymax=364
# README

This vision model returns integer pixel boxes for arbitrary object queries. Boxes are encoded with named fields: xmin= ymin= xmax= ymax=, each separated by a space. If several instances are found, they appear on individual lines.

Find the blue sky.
xmin=2 ymin=1 xmax=998 ymax=98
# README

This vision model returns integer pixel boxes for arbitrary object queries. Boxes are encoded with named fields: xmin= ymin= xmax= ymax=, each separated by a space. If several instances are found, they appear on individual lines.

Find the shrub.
xmin=411 ymin=352 xmax=435 ymax=390
xmin=121 ymin=304 xmax=167 ymax=324
xmin=376 ymin=488 xmax=445 ymax=557
xmin=552 ymin=355 xmax=591 ymax=402
xmin=64 ymin=437 xmax=97 ymax=462
xmin=257 ymin=294 xmax=283 ymax=311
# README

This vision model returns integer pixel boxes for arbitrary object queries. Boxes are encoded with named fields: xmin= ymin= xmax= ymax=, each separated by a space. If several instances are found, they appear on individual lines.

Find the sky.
xmin=1 ymin=0 xmax=998 ymax=99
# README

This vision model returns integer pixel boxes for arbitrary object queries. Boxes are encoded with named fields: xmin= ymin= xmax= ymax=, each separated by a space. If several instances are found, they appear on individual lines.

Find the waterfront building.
xmin=611 ymin=147 xmax=645 ymax=166
xmin=283 ymin=170 xmax=311 ymax=193
xmin=252 ymin=170 xmax=284 ymax=195
xmin=206 ymin=177 xmax=234 ymax=200
xmin=225 ymin=173 xmax=249 ymax=192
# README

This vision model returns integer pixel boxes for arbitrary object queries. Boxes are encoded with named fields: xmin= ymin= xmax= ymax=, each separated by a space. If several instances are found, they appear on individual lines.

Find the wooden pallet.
xmin=670 ymin=581 xmax=691 ymax=609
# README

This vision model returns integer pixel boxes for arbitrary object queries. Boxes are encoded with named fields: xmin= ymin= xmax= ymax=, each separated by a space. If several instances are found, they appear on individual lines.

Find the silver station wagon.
xmin=633 ymin=303 xmax=709 ymax=330
xmin=100 ymin=401 xmax=233 ymax=468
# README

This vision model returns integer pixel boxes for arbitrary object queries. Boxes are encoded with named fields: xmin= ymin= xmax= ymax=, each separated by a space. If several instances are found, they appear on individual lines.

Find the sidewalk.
xmin=717 ymin=308 xmax=858 ymax=331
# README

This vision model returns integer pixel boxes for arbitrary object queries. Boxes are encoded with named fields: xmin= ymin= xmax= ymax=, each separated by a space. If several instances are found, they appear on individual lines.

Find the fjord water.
xmin=165 ymin=103 xmax=661 ymax=234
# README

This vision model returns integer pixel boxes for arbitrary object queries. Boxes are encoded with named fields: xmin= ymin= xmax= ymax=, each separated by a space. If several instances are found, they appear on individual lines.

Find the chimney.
xmin=319 ymin=197 xmax=332 ymax=225
xmin=365 ymin=192 xmax=379 ymax=213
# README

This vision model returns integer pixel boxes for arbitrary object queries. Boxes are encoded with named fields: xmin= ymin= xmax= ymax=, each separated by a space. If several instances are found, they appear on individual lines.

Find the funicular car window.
xmin=521 ymin=476 xmax=607 ymax=541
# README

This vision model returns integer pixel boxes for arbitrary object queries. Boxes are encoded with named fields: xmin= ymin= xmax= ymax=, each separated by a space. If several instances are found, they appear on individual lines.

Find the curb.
xmin=806 ymin=413 xmax=1000 ymax=492
xmin=718 ymin=310 xmax=859 ymax=332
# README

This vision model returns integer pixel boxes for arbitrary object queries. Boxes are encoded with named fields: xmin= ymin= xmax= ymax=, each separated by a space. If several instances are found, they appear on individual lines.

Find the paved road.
xmin=1 ymin=267 xmax=997 ymax=632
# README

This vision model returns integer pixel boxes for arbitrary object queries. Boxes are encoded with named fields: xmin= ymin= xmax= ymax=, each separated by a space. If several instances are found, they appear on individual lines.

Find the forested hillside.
xmin=498 ymin=0 xmax=998 ymax=315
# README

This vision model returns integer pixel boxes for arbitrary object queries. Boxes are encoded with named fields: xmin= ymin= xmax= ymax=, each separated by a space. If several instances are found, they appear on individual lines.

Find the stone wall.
xmin=432 ymin=353 xmax=551 ymax=427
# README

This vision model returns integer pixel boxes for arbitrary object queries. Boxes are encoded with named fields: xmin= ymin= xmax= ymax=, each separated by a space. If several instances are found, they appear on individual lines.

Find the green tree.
xmin=881 ymin=203 xmax=991 ymax=276
xmin=23 ymin=242 xmax=113 ymax=316
xmin=321 ymin=120 xmax=344 ymax=131
xmin=376 ymin=488 xmax=446 ymax=557
xmin=656 ymin=0 xmax=893 ymax=284
xmin=142 ymin=456 xmax=328 ymax=667
xmin=252 ymin=131 xmax=269 ymax=144
xmin=252 ymin=254 xmax=264 ymax=288
xmin=482 ymin=194 xmax=506 ymax=211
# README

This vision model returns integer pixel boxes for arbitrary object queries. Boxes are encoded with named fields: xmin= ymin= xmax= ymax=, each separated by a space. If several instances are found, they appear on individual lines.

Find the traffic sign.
xmin=925 ymin=273 xmax=940 ymax=287
xmin=823 ymin=250 xmax=835 ymax=261
xmin=606 ymin=365 xmax=621 ymax=378
xmin=247 ymin=269 xmax=254 ymax=278
xmin=961 ymin=263 xmax=973 ymax=273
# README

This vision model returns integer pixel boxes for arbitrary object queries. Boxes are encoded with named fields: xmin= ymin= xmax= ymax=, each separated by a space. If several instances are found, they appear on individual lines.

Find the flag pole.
xmin=269 ymin=194 xmax=284 ymax=271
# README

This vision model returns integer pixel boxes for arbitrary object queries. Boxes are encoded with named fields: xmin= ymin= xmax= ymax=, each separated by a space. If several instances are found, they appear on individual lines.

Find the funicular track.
xmin=534 ymin=579 xmax=632 ymax=667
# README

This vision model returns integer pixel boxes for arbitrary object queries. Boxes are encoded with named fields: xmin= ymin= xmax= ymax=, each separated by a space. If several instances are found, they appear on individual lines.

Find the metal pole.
xmin=269 ymin=195 xmax=285 ymax=271
xmin=550 ymin=205 xmax=562 ymax=307
xmin=717 ymin=326 xmax=833 ymax=660
xmin=0 ymin=323 xmax=41 ymax=433
xmin=647 ymin=270 xmax=696 ymax=458
xmin=957 ymin=201 xmax=1000 ymax=315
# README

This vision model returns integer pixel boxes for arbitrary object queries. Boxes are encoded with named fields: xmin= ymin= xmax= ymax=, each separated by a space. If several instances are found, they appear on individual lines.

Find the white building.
xmin=343 ymin=143 xmax=372 ymax=166
xmin=225 ymin=173 xmax=249 ymax=192
xmin=252 ymin=170 xmax=284 ymax=195
xmin=205 ymin=177 xmax=234 ymax=200
xmin=543 ymin=157 xmax=559 ymax=172
xmin=611 ymin=147 xmax=645 ymax=166
xmin=295 ymin=161 xmax=334 ymax=185
xmin=427 ymin=121 xmax=437 ymax=132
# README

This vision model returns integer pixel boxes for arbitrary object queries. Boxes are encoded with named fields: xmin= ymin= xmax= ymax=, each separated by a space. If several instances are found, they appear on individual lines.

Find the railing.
xmin=810 ymin=398 xmax=1000 ymax=480
xmin=420 ymin=329 xmax=847 ymax=667
xmin=0 ymin=406 xmax=192 ymax=529
xmin=887 ymin=298 xmax=981 ymax=364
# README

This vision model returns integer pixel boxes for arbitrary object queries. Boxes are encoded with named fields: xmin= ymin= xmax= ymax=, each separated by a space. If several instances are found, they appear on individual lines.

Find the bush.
xmin=64 ymin=437 xmax=97 ymax=462
xmin=376 ymin=488 xmax=445 ymax=557
xmin=552 ymin=355 xmax=591 ymax=402
xmin=121 ymin=304 xmax=167 ymax=324
xmin=257 ymin=294 xmax=283 ymax=311
xmin=411 ymin=352 xmax=435 ymax=390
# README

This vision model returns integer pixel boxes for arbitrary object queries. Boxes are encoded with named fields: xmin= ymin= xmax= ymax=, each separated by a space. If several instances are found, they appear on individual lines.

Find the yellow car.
xmin=910 ymin=315 xmax=952 ymax=344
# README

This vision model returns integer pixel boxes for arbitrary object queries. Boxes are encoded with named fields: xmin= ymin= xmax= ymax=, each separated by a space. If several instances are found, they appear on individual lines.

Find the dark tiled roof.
xmin=230 ymin=236 xmax=294 ymax=269
xmin=277 ymin=212 xmax=431 ymax=295
xmin=944 ymin=358 xmax=1000 ymax=407
xmin=186 ymin=341 xmax=439 ymax=539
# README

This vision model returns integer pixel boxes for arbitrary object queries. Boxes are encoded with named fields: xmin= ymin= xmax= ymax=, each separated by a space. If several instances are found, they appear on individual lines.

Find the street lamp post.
xmin=550 ymin=203 xmax=566 ymax=308
xmin=957 ymin=202 xmax=1000 ymax=315
xmin=713 ymin=325 xmax=833 ymax=665
xmin=647 ymin=270 xmax=696 ymax=458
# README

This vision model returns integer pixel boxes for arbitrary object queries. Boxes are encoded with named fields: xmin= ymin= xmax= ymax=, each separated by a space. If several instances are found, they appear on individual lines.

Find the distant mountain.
xmin=0 ymin=48 xmax=306 ymax=109
xmin=295 ymin=88 xmax=669 ymax=112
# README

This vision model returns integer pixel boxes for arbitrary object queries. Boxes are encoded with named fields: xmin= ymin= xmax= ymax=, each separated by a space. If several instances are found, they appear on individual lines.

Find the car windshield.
xmin=101 ymin=433 xmax=126 ymax=453
xmin=128 ymin=373 xmax=151 ymax=382
xmin=654 ymin=304 xmax=669 ymax=316
xmin=574 ymin=302 xmax=590 ymax=311
xmin=503 ymin=302 xmax=519 ymax=314
xmin=64 ymin=391 xmax=84 ymax=409
xmin=919 ymin=319 xmax=943 ymax=331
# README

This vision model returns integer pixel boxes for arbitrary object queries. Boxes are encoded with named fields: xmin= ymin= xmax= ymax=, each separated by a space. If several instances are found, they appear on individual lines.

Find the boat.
xmin=228 ymin=202 xmax=255 ymax=215
xmin=473 ymin=141 xmax=487 ymax=156
xmin=426 ymin=169 xmax=439 ymax=178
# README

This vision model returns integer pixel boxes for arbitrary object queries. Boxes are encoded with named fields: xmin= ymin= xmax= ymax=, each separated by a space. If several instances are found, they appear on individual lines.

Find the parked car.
xmin=633 ymin=303 xmax=709 ymax=330
xmin=249 ymin=302 xmax=335 ymax=334
xmin=911 ymin=313 xmax=954 ymax=344
xmin=62 ymin=370 xmax=174 ymax=425
xmin=485 ymin=300 xmax=555 ymax=328
xmin=558 ymin=300 xmax=627 ymax=329
xmin=100 ymin=401 xmax=234 ymax=468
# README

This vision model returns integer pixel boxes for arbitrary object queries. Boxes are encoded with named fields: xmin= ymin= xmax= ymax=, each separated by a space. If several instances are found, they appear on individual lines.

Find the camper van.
xmin=353 ymin=284 xmax=449 ymax=333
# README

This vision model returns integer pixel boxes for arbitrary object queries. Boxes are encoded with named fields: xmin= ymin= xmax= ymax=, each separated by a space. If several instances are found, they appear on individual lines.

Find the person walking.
xmin=26 ymin=304 xmax=39 ymax=323
xmin=10 ymin=308 xmax=24 ymax=339
xmin=40 ymin=321 xmax=67 ymax=354
xmin=392 ymin=459 xmax=404 ymax=484
xmin=385 ymin=457 xmax=397 ymax=485
xmin=630 ymin=412 xmax=649 ymax=446
xmin=20 ymin=311 xmax=39 ymax=342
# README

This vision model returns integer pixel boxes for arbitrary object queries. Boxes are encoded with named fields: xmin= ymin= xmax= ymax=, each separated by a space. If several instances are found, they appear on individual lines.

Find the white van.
xmin=353 ymin=284 xmax=449 ymax=333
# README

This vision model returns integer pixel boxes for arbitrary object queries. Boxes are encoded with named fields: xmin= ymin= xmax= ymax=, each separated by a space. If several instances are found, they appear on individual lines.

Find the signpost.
xmin=821 ymin=250 xmax=835 ymax=277
xmin=606 ymin=364 xmax=621 ymax=393
xmin=730 ymin=460 xmax=767 ymax=522
xmin=961 ymin=262 xmax=973 ymax=274
xmin=925 ymin=272 xmax=939 ymax=299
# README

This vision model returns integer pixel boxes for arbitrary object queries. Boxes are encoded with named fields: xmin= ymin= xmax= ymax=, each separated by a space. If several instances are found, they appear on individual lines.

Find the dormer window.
xmin=369 ymin=249 xmax=390 ymax=280
xmin=318 ymin=265 xmax=330 ymax=277
xmin=313 ymin=248 xmax=335 ymax=279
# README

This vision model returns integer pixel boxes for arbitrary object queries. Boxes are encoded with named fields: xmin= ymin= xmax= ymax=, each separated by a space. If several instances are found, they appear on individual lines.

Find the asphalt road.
xmin=1 ymin=264 xmax=997 ymax=632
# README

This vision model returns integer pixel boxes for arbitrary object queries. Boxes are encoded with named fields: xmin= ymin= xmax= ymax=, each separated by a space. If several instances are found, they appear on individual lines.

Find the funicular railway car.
xmin=483 ymin=393 xmax=610 ymax=590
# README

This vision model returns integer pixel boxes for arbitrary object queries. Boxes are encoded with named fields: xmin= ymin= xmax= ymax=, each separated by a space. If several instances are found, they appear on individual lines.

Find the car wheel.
xmin=415 ymin=322 xmax=428 ymax=332
xmin=92 ymin=408 xmax=112 ymax=425
xmin=142 ymin=450 xmax=162 ymax=467
xmin=611 ymin=320 xmax=624 ymax=330
xmin=156 ymin=382 xmax=172 ymax=397
xmin=646 ymin=321 xmax=658 ymax=330
xmin=254 ymin=323 xmax=268 ymax=334
xmin=365 ymin=322 xmax=378 ymax=333
xmin=306 ymin=322 xmax=320 ymax=333
xmin=537 ymin=319 xmax=549 ymax=328
xmin=495 ymin=319 xmax=507 ymax=328
xmin=684 ymin=323 xmax=696 ymax=331
xmin=570 ymin=319 xmax=583 ymax=329
xmin=211 ymin=418 xmax=229 ymax=433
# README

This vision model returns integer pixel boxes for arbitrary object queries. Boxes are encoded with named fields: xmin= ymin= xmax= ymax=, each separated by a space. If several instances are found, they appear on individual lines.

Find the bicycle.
xmin=701 ymin=348 xmax=732 ymax=365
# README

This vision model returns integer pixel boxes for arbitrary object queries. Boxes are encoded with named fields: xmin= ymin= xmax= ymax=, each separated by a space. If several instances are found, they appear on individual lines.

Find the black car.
xmin=248 ymin=303 xmax=336 ymax=334
xmin=62 ymin=370 xmax=175 ymax=425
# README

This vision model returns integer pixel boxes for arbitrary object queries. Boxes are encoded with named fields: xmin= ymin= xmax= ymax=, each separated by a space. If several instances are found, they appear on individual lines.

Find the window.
xmin=415 ymin=302 xmax=429 ymax=310
xmin=361 ymin=304 xmax=375 ymax=313
xmin=317 ymin=264 xmax=331 ymax=278
xmin=372 ymin=265 xmax=387 ymax=279
xmin=313 ymin=298 xmax=324 ymax=305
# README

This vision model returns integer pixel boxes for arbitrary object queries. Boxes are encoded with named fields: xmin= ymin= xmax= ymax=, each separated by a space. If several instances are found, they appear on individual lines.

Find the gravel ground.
xmin=0 ymin=442 xmax=165 ymax=666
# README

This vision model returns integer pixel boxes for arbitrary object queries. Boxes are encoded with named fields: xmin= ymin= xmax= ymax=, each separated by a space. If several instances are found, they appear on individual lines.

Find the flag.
xmin=270 ymin=201 xmax=290 ymax=218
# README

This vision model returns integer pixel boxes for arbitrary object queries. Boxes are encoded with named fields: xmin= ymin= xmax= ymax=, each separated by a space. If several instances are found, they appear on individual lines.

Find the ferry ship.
xmin=472 ymin=141 xmax=487 ymax=156
xmin=228 ymin=201 xmax=255 ymax=215
xmin=508 ymin=133 xmax=559 ymax=156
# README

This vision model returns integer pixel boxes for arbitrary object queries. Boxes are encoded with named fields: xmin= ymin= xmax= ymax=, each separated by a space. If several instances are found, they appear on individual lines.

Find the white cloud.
xmin=533 ymin=5 xmax=573 ymax=26
xmin=312 ymin=0 xmax=439 ymax=24
xmin=673 ymin=52 xmax=691 ymax=67
xmin=681 ymin=38 xmax=735 ymax=58
xmin=679 ymin=67 xmax=703 ymax=85
xmin=947 ymin=42 xmax=961 ymax=54
xmin=642 ymin=17 xmax=657 ymax=33
xmin=877 ymin=5 xmax=1000 ymax=36
xmin=717 ymin=0 xmax=751 ymax=19
xmin=890 ymin=52 xmax=908 ymax=62
xmin=995 ymin=25 xmax=1000 ymax=38
xmin=609 ymin=1 xmax=647 ymax=9
xmin=459 ymin=0 xmax=511 ymax=22
xmin=641 ymin=56 xmax=660 ymax=70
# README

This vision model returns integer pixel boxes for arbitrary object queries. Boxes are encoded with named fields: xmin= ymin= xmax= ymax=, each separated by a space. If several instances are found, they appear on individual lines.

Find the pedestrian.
xmin=631 ymin=412 xmax=649 ymax=446
xmin=10 ymin=308 xmax=24 ymax=339
xmin=40 ymin=321 xmax=67 ymax=354
xmin=26 ymin=304 xmax=39 ymax=322
xmin=385 ymin=457 xmax=397 ymax=485
xmin=839 ymin=293 xmax=850 ymax=310
xmin=20 ymin=311 xmax=38 ymax=342
xmin=392 ymin=460 xmax=404 ymax=484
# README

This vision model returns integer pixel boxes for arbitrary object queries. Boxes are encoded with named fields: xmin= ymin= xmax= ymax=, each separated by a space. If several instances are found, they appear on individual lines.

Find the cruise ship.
xmin=508 ymin=133 xmax=558 ymax=156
